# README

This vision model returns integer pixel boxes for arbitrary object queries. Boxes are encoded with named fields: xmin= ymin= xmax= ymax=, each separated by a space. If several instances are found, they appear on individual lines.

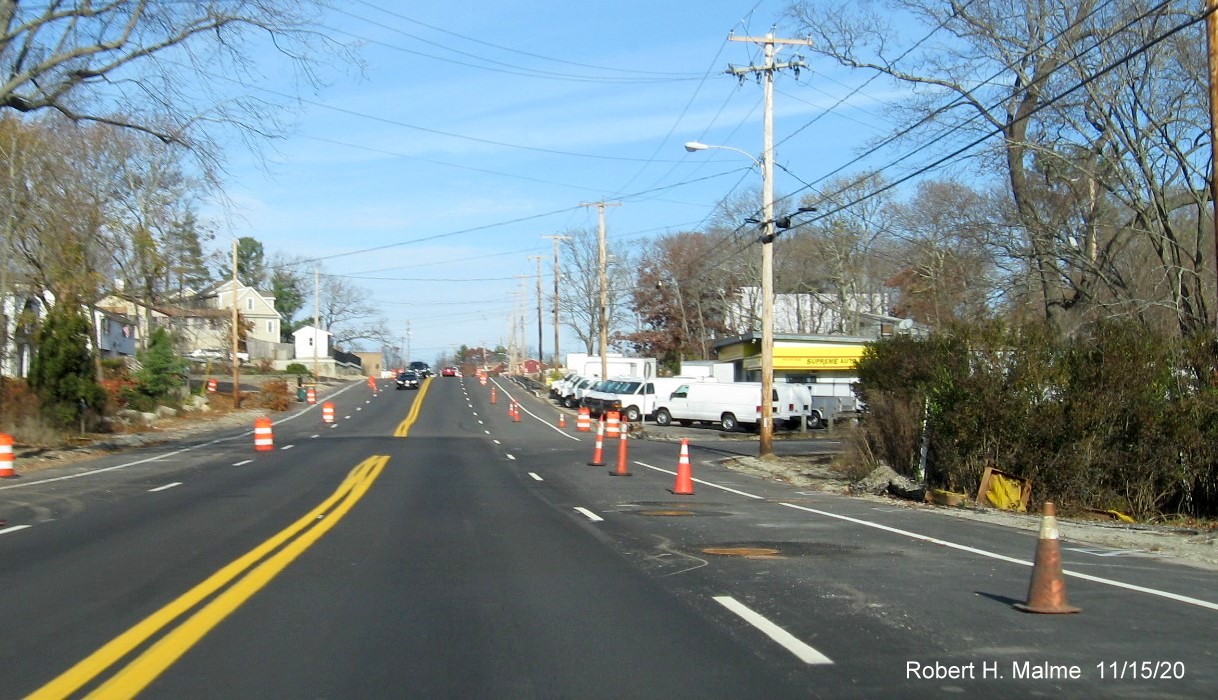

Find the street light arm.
xmin=683 ymin=141 xmax=763 ymax=169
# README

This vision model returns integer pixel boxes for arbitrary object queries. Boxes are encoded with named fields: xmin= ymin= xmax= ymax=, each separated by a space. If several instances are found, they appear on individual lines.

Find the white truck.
xmin=653 ymin=381 xmax=807 ymax=432
xmin=587 ymin=376 xmax=708 ymax=421
xmin=564 ymin=353 xmax=656 ymax=382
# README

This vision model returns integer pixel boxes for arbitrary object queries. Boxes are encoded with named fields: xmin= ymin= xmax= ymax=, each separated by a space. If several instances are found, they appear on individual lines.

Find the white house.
xmin=293 ymin=325 xmax=331 ymax=362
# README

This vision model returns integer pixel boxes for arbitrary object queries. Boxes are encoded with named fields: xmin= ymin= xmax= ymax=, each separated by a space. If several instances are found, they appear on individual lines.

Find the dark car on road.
xmin=396 ymin=371 xmax=420 ymax=390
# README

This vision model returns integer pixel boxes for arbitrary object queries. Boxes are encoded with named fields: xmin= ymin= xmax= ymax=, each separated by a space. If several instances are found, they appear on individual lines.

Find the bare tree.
xmin=318 ymin=274 xmax=388 ymax=350
xmin=0 ymin=1 xmax=354 ymax=174
xmin=558 ymin=227 xmax=634 ymax=355
xmin=786 ymin=0 xmax=1213 ymax=335
xmin=886 ymin=180 xmax=1004 ymax=325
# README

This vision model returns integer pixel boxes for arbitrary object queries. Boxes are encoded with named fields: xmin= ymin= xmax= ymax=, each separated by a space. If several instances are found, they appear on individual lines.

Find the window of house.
xmin=266 ymin=321 xmax=273 ymax=334
xmin=246 ymin=298 xmax=253 ymax=311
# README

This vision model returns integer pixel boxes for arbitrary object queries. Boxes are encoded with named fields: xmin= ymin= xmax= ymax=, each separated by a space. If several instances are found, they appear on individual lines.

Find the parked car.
xmin=396 ymin=371 xmax=420 ymax=390
xmin=653 ymin=381 xmax=805 ymax=432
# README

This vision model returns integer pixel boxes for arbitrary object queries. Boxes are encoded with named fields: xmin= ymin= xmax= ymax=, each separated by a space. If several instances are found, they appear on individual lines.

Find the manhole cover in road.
xmin=702 ymin=547 xmax=782 ymax=558
xmin=639 ymin=510 xmax=696 ymax=517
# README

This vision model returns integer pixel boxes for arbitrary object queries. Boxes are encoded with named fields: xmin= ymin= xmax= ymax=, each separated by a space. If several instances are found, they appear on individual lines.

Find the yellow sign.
xmin=773 ymin=345 xmax=866 ymax=370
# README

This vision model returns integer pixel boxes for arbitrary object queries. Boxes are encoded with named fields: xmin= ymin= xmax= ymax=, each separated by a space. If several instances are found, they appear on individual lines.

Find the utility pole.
xmin=728 ymin=31 xmax=810 ymax=458
xmin=530 ymin=255 xmax=544 ymax=372
xmin=405 ymin=320 xmax=412 ymax=367
xmin=231 ymin=240 xmax=241 ymax=407
xmin=542 ymin=234 xmax=571 ymax=369
xmin=312 ymin=267 xmax=320 ymax=384
xmin=581 ymin=201 xmax=620 ymax=381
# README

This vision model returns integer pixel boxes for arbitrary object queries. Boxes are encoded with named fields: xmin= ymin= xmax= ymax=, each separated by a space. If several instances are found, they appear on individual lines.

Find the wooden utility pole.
xmin=581 ymin=202 xmax=620 ymax=381
xmin=542 ymin=234 xmax=572 ymax=369
xmin=530 ymin=254 xmax=544 ymax=371
xmin=231 ymin=239 xmax=241 ymax=407
xmin=728 ymin=31 xmax=810 ymax=458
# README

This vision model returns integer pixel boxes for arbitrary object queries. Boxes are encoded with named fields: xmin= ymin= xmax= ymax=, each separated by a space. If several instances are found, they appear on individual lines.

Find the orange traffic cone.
xmin=588 ymin=416 xmax=606 ymax=466
xmin=490 ymin=387 xmax=497 ymax=404
xmin=512 ymin=401 xmax=521 ymax=423
xmin=670 ymin=439 xmax=694 ymax=495
xmin=0 ymin=433 xmax=15 ymax=478
xmin=558 ymin=413 xmax=566 ymax=428
xmin=1014 ymin=502 xmax=1080 ymax=614
xmin=609 ymin=427 xmax=632 ymax=477
xmin=254 ymin=417 xmax=274 ymax=452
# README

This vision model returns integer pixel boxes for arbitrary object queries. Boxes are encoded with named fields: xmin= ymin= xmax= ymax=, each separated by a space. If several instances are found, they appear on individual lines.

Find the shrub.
xmin=853 ymin=320 xmax=1218 ymax=519
xmin=284 ymin=363 xmax=311 ymax=377
xmin=135 ymin=329 xmax=187 ymax=398
xmin=257 ymin=379 xmax=291 ymax=411
xmin=27 ymin=301 xmax=106 ymax=429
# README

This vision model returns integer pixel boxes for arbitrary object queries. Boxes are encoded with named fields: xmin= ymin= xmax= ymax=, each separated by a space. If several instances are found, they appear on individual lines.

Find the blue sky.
xmin=213 ymin=0 xmax=911 ymax=364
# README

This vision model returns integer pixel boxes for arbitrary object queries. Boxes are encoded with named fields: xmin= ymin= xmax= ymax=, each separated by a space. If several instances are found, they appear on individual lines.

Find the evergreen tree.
xmin=28 ymin=302 xmax=106 ymax=428
xmin=131 ymin=328 xmax=187 ymax=404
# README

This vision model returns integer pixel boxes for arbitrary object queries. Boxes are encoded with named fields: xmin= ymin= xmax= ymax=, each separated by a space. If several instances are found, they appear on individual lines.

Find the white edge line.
xmin=638 ymin=461 xmax=1218 ymax=612
xmin=489 ymin=378 xmax=580 ymax=442
xmin=635 ymin=461 xmax=766 ymax=500
xmin=777 ymin=502 xmax=1218 ymax=612
xmin=148 ymin=482 xmax=182 ymax=493
xmin=528 ymin=472 xmax=543 ymax=481
xmin=713 ymin=596 xmax=833 ymax=665
xmin=574 ymin=507 xmax=603 ymax=522
xmin=1 ymin=525 xmax=32 ymax=535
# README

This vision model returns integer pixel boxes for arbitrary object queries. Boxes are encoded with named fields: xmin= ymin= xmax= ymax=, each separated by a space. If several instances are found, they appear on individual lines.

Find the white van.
xmin=594 ymin=376 xmax=706 ymax=422
xmin=653 ymin=382 xmax=804 ymax=431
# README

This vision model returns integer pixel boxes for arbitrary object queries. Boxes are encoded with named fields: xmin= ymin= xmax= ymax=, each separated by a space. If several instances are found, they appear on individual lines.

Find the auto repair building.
xmin=712 ymin=333 xmax=872 ymax=404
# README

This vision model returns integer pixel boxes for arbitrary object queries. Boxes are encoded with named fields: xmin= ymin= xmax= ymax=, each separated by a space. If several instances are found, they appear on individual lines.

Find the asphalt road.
xmin=1 ymin=375 xmax=1215 ymax=698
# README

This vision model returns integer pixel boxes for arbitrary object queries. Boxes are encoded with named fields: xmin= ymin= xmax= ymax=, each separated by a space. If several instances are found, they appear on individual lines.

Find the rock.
xmin=155 ymin=406 xmax=179 ymax=419
xmin=850 ymin=465 xmax=925 ymax=500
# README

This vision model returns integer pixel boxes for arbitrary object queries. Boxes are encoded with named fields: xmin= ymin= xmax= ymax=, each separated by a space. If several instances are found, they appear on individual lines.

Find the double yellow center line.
xmin=394 ymin=376 xmax=432 ymax=437
xmin=33 ymin=380 xmax=433 ymax=698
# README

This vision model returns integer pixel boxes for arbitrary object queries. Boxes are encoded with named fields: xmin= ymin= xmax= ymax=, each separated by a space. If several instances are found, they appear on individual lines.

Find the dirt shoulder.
xmin=721 ymin=453 xmax=1218 ymax=572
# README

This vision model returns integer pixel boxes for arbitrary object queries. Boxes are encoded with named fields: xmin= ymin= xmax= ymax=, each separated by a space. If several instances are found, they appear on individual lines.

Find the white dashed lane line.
xmin=148 ymin=482 xmax=182 ymax=493
xmin=574 ymin=507 xmax=603 ymax=522
xmin=0 ymin=525 xmax=31 ymax=536
xmin=233 ymin=460 xmax=253 ymax=467
xmin=528 ymin=473 xmax=543 ymax=481
xmin=713 ymin=596 xmax=833 ymax=665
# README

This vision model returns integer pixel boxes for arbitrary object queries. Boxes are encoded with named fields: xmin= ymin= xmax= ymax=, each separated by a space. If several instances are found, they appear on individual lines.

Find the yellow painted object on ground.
xmin=975 ymin=466 xmax=1032 ymax=512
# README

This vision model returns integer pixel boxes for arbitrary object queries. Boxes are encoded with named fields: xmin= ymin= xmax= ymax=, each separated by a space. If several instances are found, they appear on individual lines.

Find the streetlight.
xmin=684 ymin=138 xmax=778 ymax=456
xmin=684 ymin=140 xmax=815 ymax=457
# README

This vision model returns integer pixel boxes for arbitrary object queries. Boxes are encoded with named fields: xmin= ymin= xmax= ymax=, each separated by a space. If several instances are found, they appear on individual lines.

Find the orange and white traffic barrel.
xmin=306 ymin=387 xmax=316 ymax=404
xmin=254 ymin=417 xmax=274 ymax=451
xmin=0 ymin=433 xmax=15 ymax=478
xmin=605 ymin=411 xmax=621 ymax=439
xmin=322 ymin=402 xmax=335 ymax=424
xmin=577 ymin=407 xmax=591 ymax=432
xmin=207 ymin=378 xmax=217 ymax=393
